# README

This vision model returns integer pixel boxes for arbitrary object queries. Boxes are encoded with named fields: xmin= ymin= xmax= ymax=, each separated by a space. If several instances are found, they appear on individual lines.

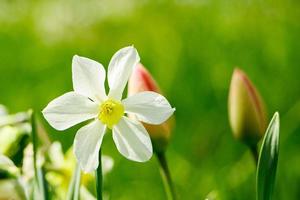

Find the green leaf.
xmin=29 ymin=110 xmax=49 ymax=200
xmin=256 ymin=112 xmax=280 ymax=200
xmin=66 ymin=165 xmax=81 ymax=200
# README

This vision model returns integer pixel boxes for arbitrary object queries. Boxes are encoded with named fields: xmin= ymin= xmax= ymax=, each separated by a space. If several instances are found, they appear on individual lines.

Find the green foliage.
xmin=30 ymin=110 xmax=49 ymax=200
xmin=257 ymin=112 xmax=280 ymax=200
xmin=0 ymin=0 xmax=299 ymax=199
xmin=66 ymin=165 xmax=81 ymax=200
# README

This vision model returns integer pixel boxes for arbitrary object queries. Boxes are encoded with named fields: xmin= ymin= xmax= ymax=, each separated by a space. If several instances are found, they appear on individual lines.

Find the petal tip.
xmin=127 ymin=150 xmax=153 ymax=163
xmin=125 ymin=45 xmax=140 ymax=61
xmin=139 ymin=151 xmax=153 ymax=162
xmin=73 ymin=146 xmax=97 ymax=173
xmin=72 ymin=54 xmax=80 ymax=61
xmin=41 ymin=108 xmax=46 ymax=115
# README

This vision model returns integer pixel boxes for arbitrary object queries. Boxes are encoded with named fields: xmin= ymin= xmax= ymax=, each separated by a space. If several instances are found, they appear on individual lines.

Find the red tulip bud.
xmin=128 ymin=63 xmax=173 ymax=153
xmin=228 ymin=68 xmax=267 ymax=148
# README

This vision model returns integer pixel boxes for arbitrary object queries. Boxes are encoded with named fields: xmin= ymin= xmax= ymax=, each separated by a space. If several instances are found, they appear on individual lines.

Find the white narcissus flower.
xmin=42 ymin=46 xmax=175 ymax=173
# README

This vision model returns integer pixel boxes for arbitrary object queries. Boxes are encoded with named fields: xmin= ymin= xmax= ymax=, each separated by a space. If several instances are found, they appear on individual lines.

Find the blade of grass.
xmin=29 ymin=110 xmax=49 ymax=200
xmin=256 ymin=112 xmax=280 ymax=200
xmin=37 ymin=167 xmax=50 ymax=200
xmin=67 ymin=165 xmax=81 ymax=200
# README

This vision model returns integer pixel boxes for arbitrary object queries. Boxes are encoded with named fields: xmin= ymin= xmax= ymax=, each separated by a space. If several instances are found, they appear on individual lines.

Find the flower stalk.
xmin=156 ymin=152 xmax=176 ymax=200
xmin=95 ymin=149 xmax=103 ymax=200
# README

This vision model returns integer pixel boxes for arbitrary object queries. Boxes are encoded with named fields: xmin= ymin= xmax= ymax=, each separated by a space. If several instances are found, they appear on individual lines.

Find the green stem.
xmin=95 ymin=149 xmax=103 ymax=200
xmin=249 ymin=144 xmax=259 ymax=166
xmin=156 ymin=152 xmax=176 ymax=200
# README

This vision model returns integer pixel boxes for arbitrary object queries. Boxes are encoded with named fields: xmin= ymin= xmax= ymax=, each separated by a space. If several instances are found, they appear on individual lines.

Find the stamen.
xmin=98 ymin=99 xmax=124 ymax=129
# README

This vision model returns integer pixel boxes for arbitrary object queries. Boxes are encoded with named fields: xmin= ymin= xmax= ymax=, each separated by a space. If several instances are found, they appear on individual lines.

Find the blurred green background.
xmin=1 ymin=0 xmax=300 ymax=199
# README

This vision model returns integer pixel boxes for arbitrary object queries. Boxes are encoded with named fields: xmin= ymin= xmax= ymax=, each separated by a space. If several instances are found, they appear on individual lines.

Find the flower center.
xmin=98 ymin=99 xmax=124 ymax=129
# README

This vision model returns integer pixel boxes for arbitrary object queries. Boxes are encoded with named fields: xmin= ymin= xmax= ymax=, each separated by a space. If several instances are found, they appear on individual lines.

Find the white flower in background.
xmin=0 ymin=154 xmax=19 ymax=175
xmin=46 ymin=142 xmax=113 ymax=200
xmin=0 ymin=155 xmax=27 ymax=200
xmin=0 ymin=104 xmax=8 ymax=116
xmin=42 ymin=46 xmax=175 ymax=172
xmin=47 ymin=141 xmax=114 ymax=177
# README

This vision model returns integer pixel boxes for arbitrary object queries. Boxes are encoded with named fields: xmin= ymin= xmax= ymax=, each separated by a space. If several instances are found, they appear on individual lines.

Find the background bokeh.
xmin=1 ymin=0 xmax=300 ymax=199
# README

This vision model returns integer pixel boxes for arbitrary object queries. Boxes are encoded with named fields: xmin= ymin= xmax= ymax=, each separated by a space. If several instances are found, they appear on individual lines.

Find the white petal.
xmin=72 ymin=55 xmax=107 ymax=102
xmin=0 ymin=155 xmax=15 ymax=167
xmin=108 ymin=46 xmax=140 ymax=100
xmin=112 ymin=117 xmax=152 ymax=162
xmin=122 ymin=91 xmax=175 ymax=125
xmin=42 ymin=92 xmax=98 ymax=130
xmin=73 ymin=120 xmax=106 ymax=173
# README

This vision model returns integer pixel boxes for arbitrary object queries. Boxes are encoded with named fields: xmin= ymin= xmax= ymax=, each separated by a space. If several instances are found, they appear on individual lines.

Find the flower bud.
xmin=228 ymin=68 xmax=267 ymax=147
xmin=128 ymin=63 xmax=174 ymax=153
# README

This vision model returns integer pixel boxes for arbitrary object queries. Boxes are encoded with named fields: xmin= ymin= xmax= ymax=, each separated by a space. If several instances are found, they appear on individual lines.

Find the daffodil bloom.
xmin=42 ymin=46 xmax=175 ymax=172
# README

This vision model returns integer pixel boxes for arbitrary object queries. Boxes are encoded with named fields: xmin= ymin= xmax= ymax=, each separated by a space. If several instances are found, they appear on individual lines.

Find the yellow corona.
xmin=98 ymin=99 xmax=124 ymax=129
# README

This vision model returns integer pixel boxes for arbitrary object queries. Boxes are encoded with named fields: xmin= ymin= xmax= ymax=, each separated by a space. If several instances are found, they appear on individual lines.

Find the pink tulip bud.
xmin=228 ymin=68 xmax=267 ymax=147
xmin=128 ymin=63 xmax=173 ymax=153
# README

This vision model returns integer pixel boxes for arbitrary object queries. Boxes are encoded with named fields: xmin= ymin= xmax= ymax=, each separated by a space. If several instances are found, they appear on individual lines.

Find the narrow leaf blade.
xmin=66 ymin=165 xmax=81 ymax=200
xmin=30 ymin=110 xmax=49 ymax=200
xmin=256 ymin=112 xmax=280 ymax=200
